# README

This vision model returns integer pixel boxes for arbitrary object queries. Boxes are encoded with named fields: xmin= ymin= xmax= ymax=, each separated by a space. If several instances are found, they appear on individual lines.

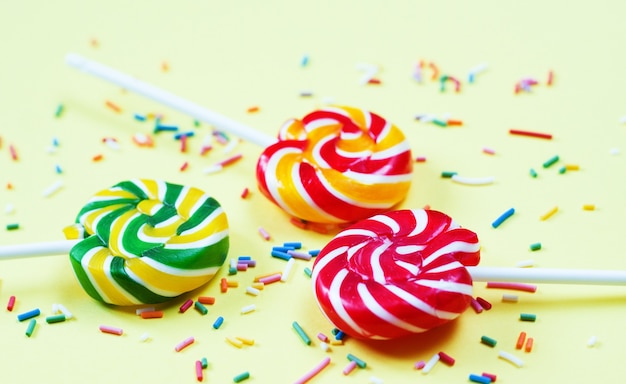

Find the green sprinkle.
xmin=55 ymin=104 xmax=64 ymax=118
xmin=228 ymin=266 xmax=237 ymax=275
xmin=432 ymin=119 xmax=448 ymax=127
xmin=292 ymin=321 xmax=311 ymax=345
xmin=194 ymin=301 xmax=208 ymax=315
xmin=530 ymin=242 xmax=542 ymax=251
xmin=347 ymin=353 xmax=367 ymax=368
xmin=303 ymin=267 xmax=312 ymax=278
xmin=25 ymin=319 xmax=37 ymax=337
xmin=233 ymin=371 xmax=250 ymax=383
xmin=201 ymin=357 xmax=208 ymax=369
xmin=542 ymin=155 xmax=559 ymax=168
xmin=480 ymin=335 xmax=497 ymax=347
xmin=193 ymin=119 xmax=200 ymax=127
xmin=441 ymin=171 xmax=458 ymax=178
xmin=45 ymin=314 xmax=66 ymax=324
xmin=558 ymin=166 xmax=567 ymax=174
xmin=529 ymin=168 xmax=538 ymax=178
xmin=520 ymin=313 xmax=537 ymax=322
xmin=6 ymin=223 xmax=19 ymax=230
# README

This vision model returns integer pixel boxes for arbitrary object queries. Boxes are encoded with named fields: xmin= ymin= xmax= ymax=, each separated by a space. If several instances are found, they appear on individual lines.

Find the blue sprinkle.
xmin=174 ymin=131 xmax=195 ymax=140
xmin=212 ymin=316 xmax=224 ymax=329
xmin=492 ymin=208 xmax=515 ymax=228
xmin=133 ymin=113 xmax=147 ymax=121
xmin=469 ymin=374 xmax=492 ymax=384
xmin=271 ymin=250 xmax=292 ymax=261
xmin=17 ymin=308 xmax=41 ymax=322
xmin=283 ymin=242 xmax=302 ymax=249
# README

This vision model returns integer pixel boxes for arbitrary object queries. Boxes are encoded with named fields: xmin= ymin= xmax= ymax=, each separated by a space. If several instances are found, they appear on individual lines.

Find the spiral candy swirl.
xmin=256 ymin=106 xmax=413 ymax=224
xmin=311 ymin=209 xmax=480 ymax=339
xmin=63 ymin=179 xmax=229 ymax=306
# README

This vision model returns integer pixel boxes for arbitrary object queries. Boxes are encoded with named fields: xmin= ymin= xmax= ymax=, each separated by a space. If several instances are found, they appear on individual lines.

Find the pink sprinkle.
xmin=99 ymin=325 xmax=123 ymax=335
xmin=482 ymin=372 xmax=497 ymax=382
xmin=414 ymin=360 xmax=426 ymax=370
xmin=216 ymin=153 xmax=243 ymax=167
xmin=236 ymin=263 xmax=248 ymax=271
xmin=7 ymin=295 xmax=16 ymax=311
xmin=258 ymin=227 xmax=271 ymax=241
xmin=317 ymin=332 xmax=329 ymax=342
xmin=175 ymin=336 xmax=195 ymax=352
xmin=470 ymin=298 xmax=483 ymax=313
xmin=294 ymin=356 xmax=331 ymax=384
xmin=179 ymin=299 xmax=194 ymax=313
xmin=342 ymin=360 xmax=358 ymax=375
xmin=195 ymin=360 xmax=203 ymax=381
xmin=482 ymin=147 xmax=496 ymax=155
xmin=258 ymin=273 xmax=282 ymax=285
xmin=9 ymin=144 xmax=18 ymax=161
xmin=415 ymin=156 xmax=427 ymax=162
xmin=486 ymin=281 xmax=537 ymax=293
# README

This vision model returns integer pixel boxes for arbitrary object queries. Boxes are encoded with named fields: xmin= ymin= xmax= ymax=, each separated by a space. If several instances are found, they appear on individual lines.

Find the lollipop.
xmin=311 ymin=208 xmax=626 ymax=340
xmin=65 ymin=54 xmax=413 ymax=225
xmin=0 ymin=179 xmax=229 ymax=306
xmin=256 ymin=106 xmax=413 ymax=224
xmin=311 ymin=209 xmax=480 ymax=339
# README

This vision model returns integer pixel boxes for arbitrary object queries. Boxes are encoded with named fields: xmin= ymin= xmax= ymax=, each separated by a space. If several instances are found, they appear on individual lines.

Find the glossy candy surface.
xmin=64 ymin=179 xmax=229 ymax=305
xmin=256 ymin=106 xmax=413 ymax=225
xmin=311 ymin=209 xmax=480 ymax=339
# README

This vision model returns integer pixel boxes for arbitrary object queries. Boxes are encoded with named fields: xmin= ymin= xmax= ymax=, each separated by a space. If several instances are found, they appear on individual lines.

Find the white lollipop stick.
xmin=468 ymin=266 xmax=626 ymax=286
xmin=0 ymin=240 xmax=79 ymax=260
xmin=65 ymin=53 xmax=277 ymax=148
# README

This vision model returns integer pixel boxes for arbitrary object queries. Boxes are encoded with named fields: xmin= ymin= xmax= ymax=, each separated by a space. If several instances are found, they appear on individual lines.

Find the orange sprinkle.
xmin=197 ymin=296 xmax=216 ymax=305
xmin=447 ymin=119 xmax=463 ymax=126
xmin=367 ymin=78 xmax=382 ymax=85
xmin=105 ymin=100 xmax=122 ymax=113
xmin=525 ymin=337 xmax=534 ymax=352
xmin=140 ymin=310 xmax=164 ymax=319
xmin=247 ymin=106 xmax=260 ymax=113
xmin=90 ymin=38 xmax=100 ymax=48
xmin=516 ymin=331 xmax=526 ymax=350
xmin=6 ymin=183 xmax=13 ymax=190
xmin=220 ymin=278 xmax=228 ymax=293
xmin=92 ymin=154 xmax=104 ymax=162
xmin=161 ymin=61 xmax=170 ymax=72
xmin=428 ymin=61 xmax=439 ymax=81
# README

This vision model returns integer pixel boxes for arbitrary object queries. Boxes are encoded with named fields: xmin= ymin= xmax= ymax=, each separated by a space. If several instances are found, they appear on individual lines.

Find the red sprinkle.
xmin=415 ymin=156 xmax=427 ymax=162
xmin=216 ymin=153 xmax=243 ymax=167
xmin=7 ymin=295 xmax=16 ymax=311
xmin=482 ymin=372 xmax=497 ymax=382
xmin=509 ymin=129 xmax=553 ymax=140
xmin=475 ymin=297 xmax=492 ymax=310
xmin=180 ymin=135 xmax=188 ymax=153
xmin=437 ymin=351 xmax=455 ymax=366
xmin=486 ymin=282 xmax=537 ymax=293
xmin=367 ymin=78 xmax=382 ymax=85
xmin=241 ymin=187 xmax=250 ymax=199
xmin=180 ymin=161 xmax=189 ymax=172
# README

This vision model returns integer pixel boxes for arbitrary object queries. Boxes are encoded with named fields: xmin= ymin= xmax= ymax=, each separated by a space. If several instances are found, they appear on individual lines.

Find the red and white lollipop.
xmin=311 ymin=209 xmax=480 ymax=339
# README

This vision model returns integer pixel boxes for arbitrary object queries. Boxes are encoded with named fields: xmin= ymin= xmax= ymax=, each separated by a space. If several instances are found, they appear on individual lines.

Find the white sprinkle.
xmin=241 ymin=304 xmax=256 ymax=314
xmin=246 ymin=286 xmax=261 ymax=296
xmin=502 ymin=294 xmax=519 ymax=303
xmin=498 ymin=350 xmax=524 ymax=367
xmin=619 ymin=116 xmax=626 ymax=124
xmin=470 ymin=62 xmax=489 ymax=74
xmin=281 ymin=258 xmax=295 ymax=282
xmin=587 ymin=335 xmax=598 ymax=347
xmin=5 ymin=203 xmax=15 ymax=214
xmin=609 ymin=148 xmax=620 ymax=155
xmin=52 ymin=303 xmax=60 ymax=314
xmin=229 ymin=258 xmax=237 ymax=269
xmin=139 ymin=332 xmax=150 ymax=342
xmin=222 ymin=138 xmax=239 ymax=154
xmin=41 ymin=180 xmax=63 ymax=198
xmin=136 ymin=307 xmax=155 ymax=315
xmin=516 ymin=259 xmax=535 ymax=268
xmin=421 ymin=353 xmax=440 ymax=374
xmin=104 ymin=138 xmax=120 ymax=151
xmin=369 ymin=376 xmax=384 ymax=384
xmin=57 ymin=303 xmax=73 ymax=319
xmin=203 ymin=164 xmax=223 ymax=174
xmin=451 ymin=175 xmax=495 ymax=186
xmin=320 ymin=342 xmax=330 ymax=352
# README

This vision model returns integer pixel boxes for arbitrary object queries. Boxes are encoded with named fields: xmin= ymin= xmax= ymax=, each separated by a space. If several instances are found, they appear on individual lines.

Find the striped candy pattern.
xmin=63 ymin=179 xmax=229 ymax=306
xmin=256 ymin=106 xmax=413 ymax=224
xmin=311 ymin=209 xmax=480 ymax=339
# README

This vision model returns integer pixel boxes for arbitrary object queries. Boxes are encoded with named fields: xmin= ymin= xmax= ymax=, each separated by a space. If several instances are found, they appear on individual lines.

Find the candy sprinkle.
xmin=487 ymin=281 xmax=537 ymax=293
xmin=99 ymin=325 xmax=123 ymax=335
xmin=233 ymin=371 xmax=250 ymax=383
xmin=498 ymin=350 xmax=524 ymax=367
xmin=17 ymin=308 xmax=40 ymax=322
xmin=491 ymin=208 xmax=515 ymax=228
xmin=469 ymin=374 xmax=492 ymax=384
xmin=509 ymin=129 xmax=553 ymax=140
xmin=540 ymin=206 xmax=558 ymax=221
xmin=25 ymin=319 xmax=37 ymax=337
xmin=292 ymin=321 xmax=311 ymax=345
xmin=41 ymin=180 xmax=63 ymax=198
xmin=174 ymin=336 xmax=195 ymax=352
xmin=293 ymin=357 xmax=331 ymax=384
xmin=7 ymin=296 xmax=16 ymax=311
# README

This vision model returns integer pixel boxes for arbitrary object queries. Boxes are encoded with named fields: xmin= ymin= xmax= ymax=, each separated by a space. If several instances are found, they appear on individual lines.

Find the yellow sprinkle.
xmin=583 ymin=204 xmax=596 ymax=211
xmin=226 ymin=337 xmax=243 ymax=348
xmin=565 ymin=164 xmax=580 ymax=171
xmin=236 ymin=336 xmax=255 ymax=346
xmin=330 ymin=339 xmax=344 ymax=346
xmin=251 ymin=282 xmax=265 ymax=290
xmin=540 ymin=206 xmax=558 ymax=221
xmin=226 ymin=280 xmax=239 ymax=288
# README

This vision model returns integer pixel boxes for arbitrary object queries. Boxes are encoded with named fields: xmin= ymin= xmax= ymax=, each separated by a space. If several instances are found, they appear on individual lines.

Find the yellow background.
xmin=1 ymin=1 xmax=626 ymax=383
